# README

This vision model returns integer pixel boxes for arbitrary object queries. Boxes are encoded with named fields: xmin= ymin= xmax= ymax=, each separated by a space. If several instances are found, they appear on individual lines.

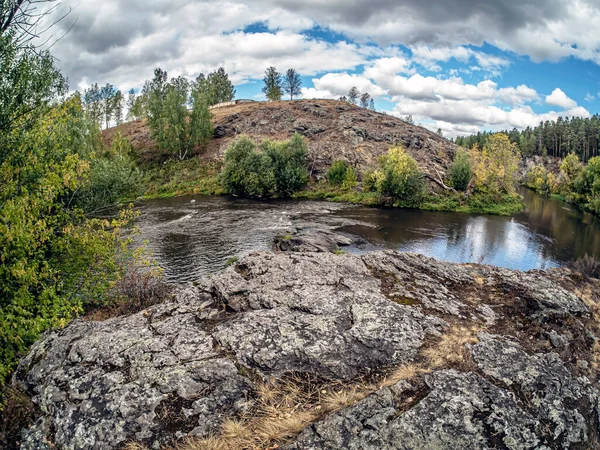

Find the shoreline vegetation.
xmin=122 ymin=131 xmax=525 ymax=216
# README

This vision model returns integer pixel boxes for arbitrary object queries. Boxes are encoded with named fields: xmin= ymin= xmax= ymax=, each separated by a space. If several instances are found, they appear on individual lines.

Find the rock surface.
xmin=102 ymin=99 xmax=458 ymax=178
xmin=15 ymin=248 xmax=600 ymax=449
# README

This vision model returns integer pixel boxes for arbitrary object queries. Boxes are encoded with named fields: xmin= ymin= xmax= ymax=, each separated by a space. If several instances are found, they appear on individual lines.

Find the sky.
xmin=45 ymin=0 xmax=600 ymax=137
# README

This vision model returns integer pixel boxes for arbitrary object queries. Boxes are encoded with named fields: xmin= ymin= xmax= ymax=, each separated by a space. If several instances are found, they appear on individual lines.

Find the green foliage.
xmin=220 ymin=134 xmax=309 ymax=198
xmin=525 ymin=164 xmax=550 ymax=193
xmin=282 ymin=68 xmax=302 ymax=100
xmin=262 ymin=66 xmax=283 ymax=101
xmin=469 ymin=134 xmax=520 ymax=195
xmin=73 ymin=132 xmax=141 ymax=215
xmin=448 ymin=149 xmax=472 ymax=191
xmin=342 ymin=165 xmax=358 ymax=189
xmin=144 ymin=69 xmax=213 ymax=160
xmin=0 ymin=97 xmax=136 ymax=382
xmin=0 ymin=35 xmax=137 ymax=387
xmin=374 ymin=145 xmax=425 ymax=205
xmin=327 ymin=160 xmax=350 ymax=186
xmin=362 ymin=168 xmax=378 ymax=192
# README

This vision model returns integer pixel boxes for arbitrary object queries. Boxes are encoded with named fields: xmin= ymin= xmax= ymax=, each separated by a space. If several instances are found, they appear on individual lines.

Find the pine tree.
xmin=206 ymin=67 xmax=235 ymax=105
xmin=126 ymin=88 xmax=136 ymax=121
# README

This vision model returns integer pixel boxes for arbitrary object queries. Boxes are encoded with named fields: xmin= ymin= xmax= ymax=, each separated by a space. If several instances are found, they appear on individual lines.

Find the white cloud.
xmin=585 ymin=92 xmax=596 ymax=102
xmin=545 ymin=88 xmax=578 ymax=109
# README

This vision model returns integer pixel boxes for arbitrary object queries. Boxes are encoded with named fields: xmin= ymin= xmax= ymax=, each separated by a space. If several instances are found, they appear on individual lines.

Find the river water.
xmin=135 ymin=189 xmax=600 ymax=283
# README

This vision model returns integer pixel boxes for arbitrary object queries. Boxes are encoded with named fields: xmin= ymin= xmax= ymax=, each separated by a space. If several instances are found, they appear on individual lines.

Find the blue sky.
xmin=48 ymin=0 xmax=600 ymax=137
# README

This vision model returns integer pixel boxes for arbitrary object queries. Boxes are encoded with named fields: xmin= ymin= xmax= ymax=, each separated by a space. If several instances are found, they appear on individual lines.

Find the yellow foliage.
xmin=469 ymin=134 xmax=520 ymax=195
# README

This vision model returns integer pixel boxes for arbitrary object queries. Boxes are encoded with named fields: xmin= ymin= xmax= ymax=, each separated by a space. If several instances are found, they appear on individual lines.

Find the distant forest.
xmin=454 ymin=115 xmax=600 ymax=162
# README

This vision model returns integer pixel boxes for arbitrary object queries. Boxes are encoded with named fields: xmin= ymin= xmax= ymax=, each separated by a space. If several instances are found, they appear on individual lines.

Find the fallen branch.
xmin=426 ymin=167 xmax=457 ymax=193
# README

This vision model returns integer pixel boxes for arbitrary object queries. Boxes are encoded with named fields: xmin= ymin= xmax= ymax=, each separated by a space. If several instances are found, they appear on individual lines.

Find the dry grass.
xmin=422 ymin=326 xmax=481 ymax=369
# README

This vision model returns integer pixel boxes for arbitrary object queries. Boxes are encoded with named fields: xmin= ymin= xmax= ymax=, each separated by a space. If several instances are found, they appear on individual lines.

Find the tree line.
xmin=454 ymin=115 xmax=600 ymax=162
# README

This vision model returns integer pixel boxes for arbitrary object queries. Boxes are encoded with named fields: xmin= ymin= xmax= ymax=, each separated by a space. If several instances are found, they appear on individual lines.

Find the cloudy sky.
xmin=47 ymin=0 xmax=600 ymax=137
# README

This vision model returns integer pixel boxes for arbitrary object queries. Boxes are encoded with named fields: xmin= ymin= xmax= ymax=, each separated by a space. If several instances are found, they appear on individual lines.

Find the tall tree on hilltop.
xmin=206 ymin=67 xmax=235 ymax=105
xmin=100 ymin=83 xmax=117 ymax=129
xmin=262 ymin=66 xmax=283 ymax=101
xmin=126 ymin=88 xmax=136 ymax=121
xmin=283 ymin=68 xmax=302 ymax=100
xmin=348 ymin=87 xmax=359 ymax=105
xmin=112 ymin=90 xmax=124 ymax=125
xmin=369 ymin=97 xmax=375 ymax=110
xmin=83 ymin=83 xmax=103 ymax=127
xmin=360 ymin=92 xmax=371 ymax=109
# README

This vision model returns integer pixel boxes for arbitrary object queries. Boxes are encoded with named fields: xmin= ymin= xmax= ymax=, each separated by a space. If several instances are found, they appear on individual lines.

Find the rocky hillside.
xmin=13 ymin=229 xmax=600 ymax=449
xmin=103 ymin=100 xmax=458 ymax=177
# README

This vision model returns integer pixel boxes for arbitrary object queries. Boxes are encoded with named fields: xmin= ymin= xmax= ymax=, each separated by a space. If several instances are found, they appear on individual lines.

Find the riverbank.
xmin=132 ymin=157 xmax=524 ymax=215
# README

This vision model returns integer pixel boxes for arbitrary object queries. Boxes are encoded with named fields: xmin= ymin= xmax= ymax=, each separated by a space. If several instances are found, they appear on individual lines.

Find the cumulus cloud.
xmin=37 ymin=0 xmax=597 ymax=137
xmin=545 ymin=88 xmax=578 ymax=109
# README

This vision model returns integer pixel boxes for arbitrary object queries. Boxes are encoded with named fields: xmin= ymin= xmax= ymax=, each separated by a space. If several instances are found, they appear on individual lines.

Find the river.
xmin=135 ymin=189 xmax=600 ymax=283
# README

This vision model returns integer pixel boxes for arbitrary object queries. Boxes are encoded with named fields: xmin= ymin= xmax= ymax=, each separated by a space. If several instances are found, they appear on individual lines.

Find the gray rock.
xmin=16 ymin=292 xmax=252 ymax=450
xmin=14 ymin=250 xmax=597 ymax=449
xmin=275 ymin=229 xmax=353 ymax=253
xmin=211 ymin=252 xmax=446 ymax=379
xmin=290 ymin=370 xmax=542 ymax=450
xmin=472 ymin=333 xmax=597 ymax=448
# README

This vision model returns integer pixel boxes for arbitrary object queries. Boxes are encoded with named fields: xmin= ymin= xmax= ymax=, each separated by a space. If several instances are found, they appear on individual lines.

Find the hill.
xmin=103 ymin=99 xmax=458 ymax=177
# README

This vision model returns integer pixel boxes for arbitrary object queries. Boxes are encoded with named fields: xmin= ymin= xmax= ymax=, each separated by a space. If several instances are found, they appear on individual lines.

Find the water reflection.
xmin=136 ymin=189 xmax=600 ymax=283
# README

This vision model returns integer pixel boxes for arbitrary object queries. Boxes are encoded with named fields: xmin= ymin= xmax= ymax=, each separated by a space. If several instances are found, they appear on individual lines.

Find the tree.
xmin=436 ymin=128 xmax=443 ymax=137
xmin=283 ymin=68 xmax=302 ymax=100
xmin=339 ymin=95 xmax=348 ymax=102
xmin=262 ymin=66 xmax=283 ymax=101
xmin=100 ymin=83 xmax=117 ymax=129
xmin=404 ymin=115 xmax=414 ymax=124
xmin=348 ymin=87 xmax=359 ymax=105
xmin=448 ymin=149 xmax=472 ymax=191
xmin=189 ymin=86 xmax=214 ymax=151
xmin=113 ymin=90 xmax=124 ymax=125
xmin=206 ymin=67 xmax=235 ymax=105
xmin=360 ymin=92 xmax=371 ymax=108
xmin=369 ymin=98 xmax=375 ymax=110
xmin=126 ymin=88 xmax=136 ymax=120
xmin=83 ymin=83 xmax=103 ymax=127
xmin=0 ymin=0 xmax=73 ymax=48
xmin=470 ymin=133 xmax=520 ymax=195
xmin=0 ymin=34 xmax=134 ymax=383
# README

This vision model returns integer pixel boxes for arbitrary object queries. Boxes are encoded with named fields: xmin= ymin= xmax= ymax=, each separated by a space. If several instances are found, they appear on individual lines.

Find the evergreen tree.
xmin=100 ymin=83 xmax=117 ymax=129
xmin=283 ymin=68 xmax=302 ymax=100
xmin=113 ymin=90 xmax=124 ymax=125
xmin=262 ymin=66 xmax=283 ymax=101
xmin=369 ymin=98 xmax=375 ymax=110
xmin=360 ymin=92 xmax=371 ymax=108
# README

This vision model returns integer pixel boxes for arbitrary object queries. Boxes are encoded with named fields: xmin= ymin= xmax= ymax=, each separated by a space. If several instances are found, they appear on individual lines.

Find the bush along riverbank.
xmin=524 ymin=153 xmax=600 ymax=216
xmin=133 ymin=132 xmax=525 ymax=216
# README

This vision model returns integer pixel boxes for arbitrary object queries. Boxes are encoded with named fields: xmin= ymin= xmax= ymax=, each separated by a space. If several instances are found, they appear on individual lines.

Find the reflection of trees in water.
xmin=518 ymin=189 xmax=600 ymax=260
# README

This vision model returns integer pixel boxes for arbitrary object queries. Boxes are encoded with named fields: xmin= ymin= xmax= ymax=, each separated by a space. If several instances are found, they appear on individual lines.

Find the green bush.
xmin=448 ymin=149 xmax=472 ymax=191
xmin=327 ymin=160 xmax=350 ymax=186
xmin=375 ymin=145 xmax=425 ymax=205
xmin=73 ymin=133 xmax=141 ymax=215
xmin=327 ymin=159 xmax=358 ymax=190
xmin=220 ymin=134 xmax=308 ymax=198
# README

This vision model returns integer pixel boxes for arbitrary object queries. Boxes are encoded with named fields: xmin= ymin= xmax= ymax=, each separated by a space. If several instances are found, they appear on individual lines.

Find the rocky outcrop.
xmin=14 ymin=248 xmax=600 ymax=449
xmin=103 ymin=99 xmax=458 ymax=177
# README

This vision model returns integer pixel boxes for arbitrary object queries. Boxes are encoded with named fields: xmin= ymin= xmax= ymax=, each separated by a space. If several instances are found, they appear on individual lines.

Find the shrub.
xmin=469 ymin=134 xmax=520 ymax=195
xmin=362 ymin=168 xmax=379 ymax=192
xmin=73 ymin=133 xmax=141 ymax=215
xmin=220 ymin=134 xmax=308 ymax=198
xmin=327 ymin=160 xmax=349 ymax=186
xmin=526 ymin=164 xmax=549 ymax=192
xmin=374 ymin=145 xmax=425 ymax=205
xmin=448 ymin=149 xmax=472 ymax=191
xmin=327 ymin=159 xmax=358 ymax=190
